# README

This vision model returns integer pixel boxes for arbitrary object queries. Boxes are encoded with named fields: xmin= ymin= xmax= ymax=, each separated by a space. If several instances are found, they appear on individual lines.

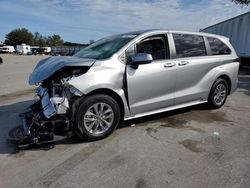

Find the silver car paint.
xmin=30 ymin=30 xmax=239 ymax=120
xmin=67 ymin=54 xmax=131 ymax=118
xmin=126 ymin=59 xmax=176 ymax=115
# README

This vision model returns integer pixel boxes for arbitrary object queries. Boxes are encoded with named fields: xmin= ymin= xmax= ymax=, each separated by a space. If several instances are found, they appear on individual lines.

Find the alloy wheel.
xmin=83 ymin=103 xmax=114 ymax=135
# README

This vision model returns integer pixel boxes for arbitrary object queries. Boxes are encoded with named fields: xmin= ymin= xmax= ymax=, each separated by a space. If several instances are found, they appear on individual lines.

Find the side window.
xmin=136 ymin=37 xmax=166 ymax=60
xmin=207 ymin=37 xmax=231 ymax=55
xmin=125 ymin=35 xmax=168 ymax=62
xmin=173 ymin=34 xmax=206 ymax=58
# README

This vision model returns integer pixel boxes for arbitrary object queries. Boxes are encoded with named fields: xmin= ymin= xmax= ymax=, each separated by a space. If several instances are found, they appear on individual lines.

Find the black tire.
xmin=74 ymin=94 xmax=120 ymax=141
xmin=208 ymin=78 xmax=228 ymax=109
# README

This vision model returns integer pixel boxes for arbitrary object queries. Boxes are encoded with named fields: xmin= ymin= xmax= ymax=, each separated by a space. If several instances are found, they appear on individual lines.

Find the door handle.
xmin=164 ymin=62 xmax=176 ymax=68
xmin=178 ymin=61 xmax=189 ymax=66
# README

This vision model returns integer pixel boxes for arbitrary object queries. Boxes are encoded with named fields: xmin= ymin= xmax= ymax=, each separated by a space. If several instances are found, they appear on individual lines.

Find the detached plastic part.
xmin=36 ymin=87 xmax=56 ymax=118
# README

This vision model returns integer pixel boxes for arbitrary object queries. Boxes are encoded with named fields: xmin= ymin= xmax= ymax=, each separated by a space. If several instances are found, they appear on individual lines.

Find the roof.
xmin=201 ymin=11 xmax=250 ymax=31
xmin=122 ymin=29 xmax=215 ymax=35
xmin=116 ymin=29 xmax=229 ymax=56
xmin=135 ymin=29 xmax=228 ymax=39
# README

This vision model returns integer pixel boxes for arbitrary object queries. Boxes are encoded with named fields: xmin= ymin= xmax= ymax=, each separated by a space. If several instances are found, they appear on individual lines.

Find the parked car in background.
xmin=0 ymin=46 xmax=15 ymax=53
xmin=17 ymin=29 xmax=239 ymax=146
xmin=31 ymin=47 xmax=52 ymax=55
xmin=30 ymin=47 xmax=39 ymax=55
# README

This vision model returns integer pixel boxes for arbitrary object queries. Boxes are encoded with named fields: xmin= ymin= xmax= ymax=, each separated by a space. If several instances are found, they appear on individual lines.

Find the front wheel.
xmin=75 ymin=94 xmax=121 ymax=141
xmin=208 ymin=78 xmax=228 ymax=109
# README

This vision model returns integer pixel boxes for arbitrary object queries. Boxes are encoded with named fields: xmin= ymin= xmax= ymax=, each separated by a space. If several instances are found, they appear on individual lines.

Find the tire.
xmin=74 ymin=94 xmax=121 ymax=141
xmin=208 ymin=78 xmax=228 ymax=109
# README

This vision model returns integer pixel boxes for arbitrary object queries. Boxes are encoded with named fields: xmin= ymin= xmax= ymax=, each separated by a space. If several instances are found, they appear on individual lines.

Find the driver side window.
xmin=125 ymin=35 xmax=168 ymax=63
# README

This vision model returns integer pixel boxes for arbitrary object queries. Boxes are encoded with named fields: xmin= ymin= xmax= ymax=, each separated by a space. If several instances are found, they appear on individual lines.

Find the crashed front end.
xmin=10 ymin=56 xmax=94 ymax=147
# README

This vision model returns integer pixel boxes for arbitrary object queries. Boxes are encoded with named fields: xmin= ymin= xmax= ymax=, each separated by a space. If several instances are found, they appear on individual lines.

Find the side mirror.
xmin=130 ymin=53 xmax=153 ymax=69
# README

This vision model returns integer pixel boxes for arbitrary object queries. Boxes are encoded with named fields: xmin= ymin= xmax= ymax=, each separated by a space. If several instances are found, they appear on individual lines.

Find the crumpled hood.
xmin=29 ymin=56 xmax=95 ymax=85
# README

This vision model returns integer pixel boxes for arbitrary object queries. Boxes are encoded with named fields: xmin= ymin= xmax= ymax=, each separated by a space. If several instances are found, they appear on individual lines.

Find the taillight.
xmin=234 ymin=57 xmax=241 ymax=64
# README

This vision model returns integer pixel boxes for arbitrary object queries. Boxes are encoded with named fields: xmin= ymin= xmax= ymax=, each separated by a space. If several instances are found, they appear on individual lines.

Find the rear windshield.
xmin=74 ymin=34 xmax=137 ymax=60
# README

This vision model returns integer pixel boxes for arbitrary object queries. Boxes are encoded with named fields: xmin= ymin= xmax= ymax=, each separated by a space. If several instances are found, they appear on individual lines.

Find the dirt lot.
xmin=0 ymin=54 xmax=250 ymax=188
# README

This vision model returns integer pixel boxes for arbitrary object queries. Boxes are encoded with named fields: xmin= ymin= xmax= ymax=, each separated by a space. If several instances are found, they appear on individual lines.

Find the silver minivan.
xmin=17 ymin=30 xmax=239 ymax=145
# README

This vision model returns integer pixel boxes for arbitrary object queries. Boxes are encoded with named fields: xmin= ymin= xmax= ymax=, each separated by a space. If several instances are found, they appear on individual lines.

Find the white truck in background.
xmin=16 ymin=43 xmax=31 ymax=55
xmin=0 ymin=46 xmax=15 ymax=53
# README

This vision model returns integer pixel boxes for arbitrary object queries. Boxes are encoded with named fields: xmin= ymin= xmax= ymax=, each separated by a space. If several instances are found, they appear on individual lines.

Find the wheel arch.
xmin=217 ymin=74 xmax=232 ymax=95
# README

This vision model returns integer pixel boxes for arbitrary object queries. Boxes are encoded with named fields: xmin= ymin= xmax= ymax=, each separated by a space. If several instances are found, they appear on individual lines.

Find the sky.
xmin=0 ymin=0 xmax=250 ymax=44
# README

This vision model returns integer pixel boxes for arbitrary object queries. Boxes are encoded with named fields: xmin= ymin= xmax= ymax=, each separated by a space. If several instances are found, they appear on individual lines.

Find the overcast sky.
xmin=1 ymin=0 xmax=249 ymax=43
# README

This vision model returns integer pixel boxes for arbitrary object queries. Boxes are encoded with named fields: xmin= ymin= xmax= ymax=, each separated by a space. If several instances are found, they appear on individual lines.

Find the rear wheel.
xmin=75 ymin=94 xmax=120 ymax=140
xmin=208 ymin=78 xmax=228 ymax=109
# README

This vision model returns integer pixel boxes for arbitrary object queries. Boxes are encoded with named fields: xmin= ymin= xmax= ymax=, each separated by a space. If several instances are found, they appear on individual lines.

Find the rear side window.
xmin=173 ymin=34 xmax=206 ymax=58
xmin=207 ymin=37 xmax=231 ymax=55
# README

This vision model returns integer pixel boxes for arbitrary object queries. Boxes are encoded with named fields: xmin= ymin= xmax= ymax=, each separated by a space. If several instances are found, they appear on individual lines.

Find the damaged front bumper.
xmin=9 ymin=102 xmax=55 ymax=147
xmin=36 ymin=86 xmax=71 ymax=118
xmin=9 ymin=86 xmax=74 ymax=148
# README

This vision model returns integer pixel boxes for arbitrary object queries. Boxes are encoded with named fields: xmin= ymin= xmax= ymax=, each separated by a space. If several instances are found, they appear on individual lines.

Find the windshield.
xmin=74 ymin=34 xmax=137 ymax=60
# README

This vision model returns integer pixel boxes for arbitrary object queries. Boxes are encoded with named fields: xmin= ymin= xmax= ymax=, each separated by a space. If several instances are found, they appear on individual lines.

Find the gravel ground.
xmin=0 ymin=54 xmax=249 ymax=188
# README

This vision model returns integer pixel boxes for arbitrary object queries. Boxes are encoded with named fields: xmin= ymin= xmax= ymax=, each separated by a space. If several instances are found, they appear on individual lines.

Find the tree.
xmin=5 ymin=28 xmax=34 ymax=46
xmin=5 ymin=28 xmax=65 ymax=47
xmin=33 ymin=32 xmax=47 ymax=46
xmin=232 ymin=0 xmax=250 ymax=5
xmin=47 ymin=34 xmax=64 ymax=46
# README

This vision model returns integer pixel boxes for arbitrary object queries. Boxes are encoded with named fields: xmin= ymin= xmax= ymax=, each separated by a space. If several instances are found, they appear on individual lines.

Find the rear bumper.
xmin=230 ymin=77 xmax=238 ymax=94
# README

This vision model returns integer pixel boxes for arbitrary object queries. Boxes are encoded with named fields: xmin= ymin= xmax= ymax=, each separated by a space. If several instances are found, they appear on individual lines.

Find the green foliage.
xmin=5 ymin=28 xmax=64 ymax=47
xmin=232 ymin=0 xmax=250 ymax=5
xmin=33 ymin=32 xmax=47 ymax=46
xmin=5 ymin=28 xmax=34 ymax=46
xmin=46 ymin=34 xmax=64 ymax=46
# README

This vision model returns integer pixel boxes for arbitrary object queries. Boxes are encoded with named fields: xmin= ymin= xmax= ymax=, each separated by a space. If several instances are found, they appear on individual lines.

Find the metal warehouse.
xmin=201 ymin=12 xmax=250 ymax=59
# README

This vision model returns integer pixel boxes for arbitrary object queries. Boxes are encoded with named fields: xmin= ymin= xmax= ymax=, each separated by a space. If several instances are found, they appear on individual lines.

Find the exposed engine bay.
xmin=9 ymin=62 xmax=91 ymax=148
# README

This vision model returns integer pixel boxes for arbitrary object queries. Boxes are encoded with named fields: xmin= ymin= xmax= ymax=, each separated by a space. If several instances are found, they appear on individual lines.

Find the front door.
xmin=125 ymin=34 xmax=177 ymax=116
